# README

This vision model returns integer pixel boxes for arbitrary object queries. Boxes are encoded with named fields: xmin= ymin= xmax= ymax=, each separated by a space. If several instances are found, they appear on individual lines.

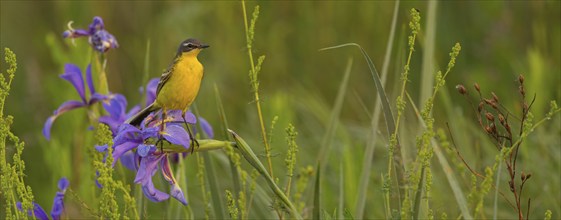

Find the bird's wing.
xmin=156 ymin=58 xmax=178 ymax=96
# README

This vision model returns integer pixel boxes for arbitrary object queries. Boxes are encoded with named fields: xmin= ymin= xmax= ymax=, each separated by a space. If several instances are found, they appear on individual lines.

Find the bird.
xmin=125 ymin=38 xmax=209 ymax=149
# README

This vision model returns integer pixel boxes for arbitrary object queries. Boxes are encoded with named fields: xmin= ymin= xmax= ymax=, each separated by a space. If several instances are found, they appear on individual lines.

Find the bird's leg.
xmin=182 ymin=111 xmax=199 ymax=154
xmin=156 ymin=110 xmax=167 ymax=153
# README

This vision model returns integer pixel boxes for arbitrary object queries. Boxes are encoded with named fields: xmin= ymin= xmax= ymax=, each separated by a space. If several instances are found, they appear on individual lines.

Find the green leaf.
xmin=354 ymin=0 xmax=400 ymax=217
xmin=229 ymin=130 xmax=302 ymax=220
xmin=313 ymin=163 xmax=321 ymax=220
xmin=317 ymin=58 xmax=352 ymax=167
xmin=192 ymin=104 xmax=226 ymax=219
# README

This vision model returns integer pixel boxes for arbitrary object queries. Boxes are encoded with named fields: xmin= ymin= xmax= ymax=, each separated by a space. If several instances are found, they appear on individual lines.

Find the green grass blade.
xmin=214 ymin=84 xmax=242 ymax=197
xmin=142 ymin=40 xmax=151 ymax=87
xmin=319 ymin=42 xmax=405 ymax=198
xmin=419 ymin=0 xmax=438 ymax=104
xmin=338 ymin=161 xmax=344 ymax=220
xmin=228 ymin=130 xmax=302 ymax=220
xmin=493 ymin=161 xmax=503 ymax=220
xmin=317 ymin=57 xmax=353 ymax=167
xmin=354 ymin=0 xmax=400 ymax=217
xmin=405 ymin=92 xmax=472 ymax=219
xmin=413 ymin=166 xmax=426 ymax=219
xmin=193 ymin=104 xmax=226 ymax=219
xmin=313 ymin=163 xmax=321 ymax=220
xmin=319 ymin=44 xmax=395 ymax=136
xmin=202 ymin=153 xmax=225 ymax=219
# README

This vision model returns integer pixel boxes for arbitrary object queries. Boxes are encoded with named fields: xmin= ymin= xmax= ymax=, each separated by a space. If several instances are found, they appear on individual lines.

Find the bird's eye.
xmin=186 ymin=43 xmax=195 ymax=48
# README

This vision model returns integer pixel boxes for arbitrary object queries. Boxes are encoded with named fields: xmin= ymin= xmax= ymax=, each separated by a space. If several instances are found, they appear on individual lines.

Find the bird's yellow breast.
xmin=156 ymin=53 xmax=204 ymax=111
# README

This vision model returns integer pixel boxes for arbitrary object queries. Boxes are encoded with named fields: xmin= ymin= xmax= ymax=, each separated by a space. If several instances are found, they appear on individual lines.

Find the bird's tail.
xmin=124 ymin=103 xmax=160 ymax=126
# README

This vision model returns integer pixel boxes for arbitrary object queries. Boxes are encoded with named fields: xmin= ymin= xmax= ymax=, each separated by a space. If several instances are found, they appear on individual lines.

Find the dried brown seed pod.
xmin=474 ymin=83 xmax=481 ymax=92
xmin=519 ymin=74 xmax=524 ymax=84
xmin=498 ymin=114 xmax=505 ymax=124
xmin=519 ymin=85 xmax=525 ymax=96
xmin=491 ymin=92 xmax=499 ymax=103
xmin=521 ymin=171 xmax=526 ymax=181
xmin=490 ymin=123 xmax=497 ymax=133
xmin=478 ymin=101 xmax=484 ymax=112
xmin=456 ymin=84 xmax=467 ymax=95
xmin=484 ymin=99 xmax=498 ymax=109
xmin=486 ymin=112 xmax=495 ymax=121
xmin=485 ymin=126 xmax=492 ymax=134
xmin=526 ymin=173 xmax=532 ymax=180
xmin=509 ymin=180 xmax=515 ymax=192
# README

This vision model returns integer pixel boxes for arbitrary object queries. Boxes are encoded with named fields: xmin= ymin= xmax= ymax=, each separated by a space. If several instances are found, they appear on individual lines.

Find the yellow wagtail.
xmin=125 ymin=38 xmax=209 ymax=148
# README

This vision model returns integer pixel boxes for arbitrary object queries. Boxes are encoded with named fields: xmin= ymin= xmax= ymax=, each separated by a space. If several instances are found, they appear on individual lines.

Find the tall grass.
xmin=1 ymin=1 xmax=560 ymax=220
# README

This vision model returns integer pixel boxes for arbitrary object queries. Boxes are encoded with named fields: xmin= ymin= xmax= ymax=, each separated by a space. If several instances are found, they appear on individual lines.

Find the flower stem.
xmin=241 ymin=0 xmax=274 ymax=179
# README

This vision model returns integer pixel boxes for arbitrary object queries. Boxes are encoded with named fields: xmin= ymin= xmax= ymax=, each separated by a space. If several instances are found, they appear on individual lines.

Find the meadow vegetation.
xmin=1 ymin=1 xmax=560 ymax=219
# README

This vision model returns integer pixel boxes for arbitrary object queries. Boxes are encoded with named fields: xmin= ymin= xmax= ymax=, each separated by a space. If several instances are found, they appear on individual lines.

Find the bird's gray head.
xmin=178 ymin=38 xmax=209 ymax=54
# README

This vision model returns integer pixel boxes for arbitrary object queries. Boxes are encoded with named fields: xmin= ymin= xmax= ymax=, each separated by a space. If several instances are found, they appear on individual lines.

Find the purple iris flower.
xmin=17 ymin=178 xmax=69 ymax=220
xmin=43 ymin=64 xmax=108 ymax=140
xmin=171 ymin=116 xmax=214 ymax=162
xmin=110 ymin=110 xmax=196 ymax=205
xmin=98 ymin=94 xmax=141 ymax=134
xmin=144 ymin=78 xmax=160 ymax=107
xmin=63 ymin=16 xmax=118 ymax=53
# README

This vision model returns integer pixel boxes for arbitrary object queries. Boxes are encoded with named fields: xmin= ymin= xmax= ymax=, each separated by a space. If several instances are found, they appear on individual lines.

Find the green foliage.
xmin=1 ymin=1 xmax=560 ymax=219
xmin=544 ymin=209 xmax=552 ymax=220
xmin=93 ymin=123 xmax=120 ymax=219
xmin=284 ymin=123 xmax=298 ymax=199
xmin=242 ymin=0 xmax=274 ymax=182
xmin=225 ymin=190 xmax=239 ymax=220
xmin=1 ymin=48 xmax=34 ymax=220
xmin=229 ymin=130 xmax=302 ymax=219
xmin=196 ymin=154 xmax=211 ymax=220
xmin=294 ymin=166 xmax=313 ymax=214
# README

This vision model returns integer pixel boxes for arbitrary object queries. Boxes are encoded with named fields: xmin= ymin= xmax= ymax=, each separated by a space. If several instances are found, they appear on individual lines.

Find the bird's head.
xmin=177 ymin=38 xmax=209 ymax=57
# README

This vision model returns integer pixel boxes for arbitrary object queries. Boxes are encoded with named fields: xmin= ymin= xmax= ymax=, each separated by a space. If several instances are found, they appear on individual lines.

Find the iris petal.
xmin=89 ymin=16 xmax=105 ymax=33
xmin=145 ymin=78 xmax=159 ymax=106
xmin=43 ymin=100 xmax=86 ymax=140
xmin=137 ymin=144 xmax=156 ymax=157
xmin=141 ymin=177 xmax=170 ymax=203
xmin=170 ymin=184 xmax=188 ymax=206
xmin=90 ymin=30 xmax=118 ymax=52
xmin=60 ymin=64 xmax=86 ymax=103
xmin=57 ymin=177 xmax=70 ymax=191
xmin=103 ymin=94 xmax=127 ymax=120
xmin=160 ymin=156 xmax=176 ymax=185
xmin=43 ymin=116 xmax=56 ymax=140
xmin=51 ymin=192 xmax=65 ymax=220
xmin=134 ymin=154 xmax=164 ymax=184
xmin=119 ymin=151 xmax=137 ymax=170
xmin=85 ymin=64 xmax=95 ymax=95
xmin=62 ymin=29 xmax=90 ymax=38
xmin=199 ymin=117 xmax=214 ymax=139
xmin=184 ymin=111 xmax=197 ymax=124
xmin=98 ymin=116 xmax=120 ymax=134
xmin=135 ymin=154 xmax=170 ymax=202
xmin=141 ymin=126 xmax=159 ymax=140
xmin=112 ymin=141 xmax=141 ymax=167
xmin=89 ymin=93 xmax=108 ymax=105
xmin=17 ymin=202 xmax=50 ymax=220
xmin=113 ymin=124 xmax=141 ymax=146
xmin=162 ymin=125 xmax=191 ymax=150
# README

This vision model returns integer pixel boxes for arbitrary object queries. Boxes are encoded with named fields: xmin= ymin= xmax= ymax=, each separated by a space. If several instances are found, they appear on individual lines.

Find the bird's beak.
xmin=199 ymin=43 xmax=210 ymax=49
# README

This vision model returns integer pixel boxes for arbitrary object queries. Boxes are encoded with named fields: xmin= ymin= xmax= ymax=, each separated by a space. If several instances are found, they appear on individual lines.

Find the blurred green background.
xmin=1 ymin=1 xmax=560 ymax=219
